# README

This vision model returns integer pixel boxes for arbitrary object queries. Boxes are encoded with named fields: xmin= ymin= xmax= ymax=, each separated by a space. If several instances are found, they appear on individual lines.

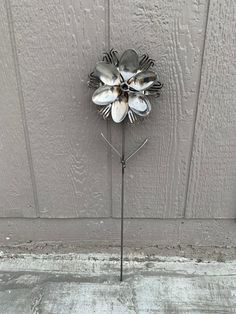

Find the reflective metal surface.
xmin=95 ymin=62 xmax=120 ymax=86
xmin=92 ymin=85 xmax=120 ymax=105
xmin=128 ymin=94 xmax=151 ymax=116
xmin=119 ymin=49 xmax=139 ymax=81
xmin=89 ymin=49 xmax=162 ymax=123
xmin=128 ymin=109 xmax=137 ymax=123
xmin=99 ymin=104 xmax=112 ymax=119
xmin=111 ymin=96 xmax=129 ymax=123
xmin=128 ymin=71 xmax=157 ymax=91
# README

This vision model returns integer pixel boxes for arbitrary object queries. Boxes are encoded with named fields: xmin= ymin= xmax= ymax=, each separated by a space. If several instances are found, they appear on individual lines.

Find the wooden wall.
xmin=0 ymin=0 xmax=235 ymax=246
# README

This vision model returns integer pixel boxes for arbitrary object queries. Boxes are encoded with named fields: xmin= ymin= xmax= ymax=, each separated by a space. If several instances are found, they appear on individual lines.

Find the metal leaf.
xmin=128 ymin=94 xmax=151 ymax=116
xmin=95 ymin=61 xmax=121 ymax=86
xmin=119 ymin=49 xmax=139 ymax=81
xmin=111 ymin=96 xmax=129 ymax=123
xmin=92 ymin=85 xmax=120 ymax=105
xmin=128 ymin=71 xmax=157 ymax=91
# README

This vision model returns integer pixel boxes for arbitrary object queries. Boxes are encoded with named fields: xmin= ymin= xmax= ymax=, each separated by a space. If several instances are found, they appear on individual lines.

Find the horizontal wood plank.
xmin=1 ymin=218 xmax=236 ymax=247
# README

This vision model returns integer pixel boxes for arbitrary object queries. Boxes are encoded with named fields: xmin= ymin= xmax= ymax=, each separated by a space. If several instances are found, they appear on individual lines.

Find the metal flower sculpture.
xmin=88 ymin=49 xmax=162 ymax=281
xmin=88 ymin=49 xmax=162 ymax=123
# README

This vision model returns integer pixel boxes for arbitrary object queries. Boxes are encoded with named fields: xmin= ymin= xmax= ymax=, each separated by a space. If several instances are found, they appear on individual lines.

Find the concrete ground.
xmin=0 ymin=250 xmax=236 ymax=313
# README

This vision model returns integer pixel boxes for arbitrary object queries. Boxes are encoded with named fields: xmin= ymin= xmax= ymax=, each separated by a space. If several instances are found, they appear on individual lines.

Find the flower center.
xmin=120 ymin=82 xmax=129 ymax=92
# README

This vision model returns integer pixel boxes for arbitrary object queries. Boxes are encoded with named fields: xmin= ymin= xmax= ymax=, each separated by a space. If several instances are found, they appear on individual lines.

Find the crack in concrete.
xmin=130 ymin=286 xmax=138 ymax=314
xmin=31 ymin=287 xmax=44 ymax=314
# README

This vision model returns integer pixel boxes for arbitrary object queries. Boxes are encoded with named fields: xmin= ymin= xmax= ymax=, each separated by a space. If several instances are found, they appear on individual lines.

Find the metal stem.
xmin=125 ymin=138 xmax=148 ymax=163
xmin=120 ymin=122 xmax=125 ymax=282
xmin=100 ymin=128 xmax=148 ymax=282
xmin=101 ymin=132 xmax=121 ymax=158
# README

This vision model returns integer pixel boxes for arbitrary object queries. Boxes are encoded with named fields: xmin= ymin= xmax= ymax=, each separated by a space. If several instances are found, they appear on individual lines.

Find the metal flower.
xmin=88 ymin=49 xmax=162 ymax=123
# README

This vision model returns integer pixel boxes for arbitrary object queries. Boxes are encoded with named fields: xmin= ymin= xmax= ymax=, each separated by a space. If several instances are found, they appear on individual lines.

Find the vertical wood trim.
xmin=106 ymin=0 xmax=113 ymax=217
xmin=106 ymin=0 xmax=111 ymax=51
xmin=4 ymin=0 xmax=40 ymax=217
xmin=183 ymin=0 xmax=211 ymax=217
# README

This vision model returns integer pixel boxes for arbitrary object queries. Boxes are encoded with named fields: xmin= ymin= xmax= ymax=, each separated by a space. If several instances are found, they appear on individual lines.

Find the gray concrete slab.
xmin=0 ymin=252 xmax=236 ymax=313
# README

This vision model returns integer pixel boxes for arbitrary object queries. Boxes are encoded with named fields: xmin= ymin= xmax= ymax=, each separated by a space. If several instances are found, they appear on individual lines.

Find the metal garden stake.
xmin=88 ymin=49 xmax=162 ymax=281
